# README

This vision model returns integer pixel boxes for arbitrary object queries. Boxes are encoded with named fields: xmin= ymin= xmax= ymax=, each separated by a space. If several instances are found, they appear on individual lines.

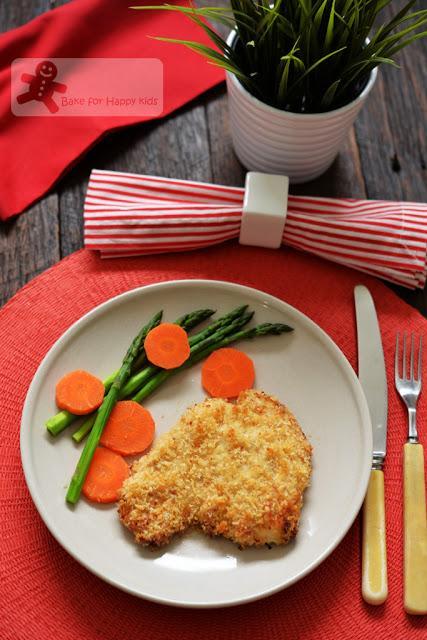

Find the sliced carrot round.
xmin=82 ymin=447 xmax=129 ymax=503
xmin=202 ymin=348 xmax=255 ymax=398
xmin=100 ymin=400 xmax=155 ymax=456
xmin=56 ymin=369 xmax=104 ymax=415
xmin=144 ymin=322 xmax=190 ymax=369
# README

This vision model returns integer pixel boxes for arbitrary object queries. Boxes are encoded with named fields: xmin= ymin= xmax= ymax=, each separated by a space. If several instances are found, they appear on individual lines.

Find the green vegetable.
xmin=131 ymin=1 xmax=427 ymax=112
xmin=129 ymin=307 xmax=215 ymax=375
xmin=132 ymin=321 xmax=294 ymax=403
xmin=65 ymin=322 xmax=149 ymax=504
xmin=120 ymin=304 xmax=248 ymax=398
xmin=72 ymin=305 xmax=250 ymax=443
xmin=46 ymin=308 xmax=214 ymax=437
xmin=45 ymin=310 xmax=163 ymax=437
xmin=73 ymin=317 xmax=293 ymax=443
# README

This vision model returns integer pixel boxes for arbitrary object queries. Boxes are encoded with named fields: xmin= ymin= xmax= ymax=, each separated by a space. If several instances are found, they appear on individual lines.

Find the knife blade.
xmin=354 ymin=284 xmax=388 ymax=605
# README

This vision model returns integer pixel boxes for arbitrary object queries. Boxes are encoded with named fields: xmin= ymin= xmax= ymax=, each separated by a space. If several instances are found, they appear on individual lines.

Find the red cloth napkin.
xmin=84 ymin=169 xmax=427 ymax=288
xmin=1 ymin=246 xmax=427 ymax=639
xmin=0 ymin=0 xmax=224 ymax=221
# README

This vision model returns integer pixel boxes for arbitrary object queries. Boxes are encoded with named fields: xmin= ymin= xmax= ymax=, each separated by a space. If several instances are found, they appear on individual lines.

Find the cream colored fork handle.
xmin=404 ymin=443 xmax=427 ymax=615
xmin=362 ymin=469 xmax=388 ymax=605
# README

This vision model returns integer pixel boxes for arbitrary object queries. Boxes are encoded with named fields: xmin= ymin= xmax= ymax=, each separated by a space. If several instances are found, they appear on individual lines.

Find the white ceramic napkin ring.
xmin=239 ymin=172 xmax=289 ymax=249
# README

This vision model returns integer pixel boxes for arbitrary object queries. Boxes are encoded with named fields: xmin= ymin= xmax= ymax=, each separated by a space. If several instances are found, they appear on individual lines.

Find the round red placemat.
xmin=1 ymin=246 xmax=426 ymax=640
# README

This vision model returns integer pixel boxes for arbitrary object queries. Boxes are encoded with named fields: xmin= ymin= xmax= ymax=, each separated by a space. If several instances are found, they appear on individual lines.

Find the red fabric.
xmin=0 ymin=0 xmax=225 ymax=220
xmin=1 ymin=246 xmax=427 ymax=639
xmin=84 ymin=169 xmax=427 ymax=289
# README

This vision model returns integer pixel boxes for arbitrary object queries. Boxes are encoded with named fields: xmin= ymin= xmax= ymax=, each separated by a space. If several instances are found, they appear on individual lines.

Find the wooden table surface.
xmin=1 ymin=1 xmax=426 ymax=314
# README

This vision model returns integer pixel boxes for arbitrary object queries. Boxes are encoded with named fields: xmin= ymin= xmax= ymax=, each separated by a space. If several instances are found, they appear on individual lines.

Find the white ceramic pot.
xmin=226 ymin=32 xmax=377 ymax=183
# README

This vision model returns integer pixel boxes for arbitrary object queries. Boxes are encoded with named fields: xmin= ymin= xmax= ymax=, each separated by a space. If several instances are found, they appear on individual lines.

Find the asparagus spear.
xmin=45 ymin=310 xmax=163 ymax=437
xmin=73 ymin=319 xmax=292 ymax=442
xmin=131 ymin=322 xmax=293 ymax=404
xmin=65 ymin=322 xmax=150 ymax=504
xmin=72 ymin=307 xmax=252 ymax=443
xmin=129 ymin=307 xmax=215 ymax=376
xmin=120 ymin=305 xmax=248 ymax=398
xmin=71 ymin=307 xmax=228 ymax=443
xmin=77 ymin=308 xmax=215 ymax=399
xmin=46 ymin=308 xmax=214 ymax=437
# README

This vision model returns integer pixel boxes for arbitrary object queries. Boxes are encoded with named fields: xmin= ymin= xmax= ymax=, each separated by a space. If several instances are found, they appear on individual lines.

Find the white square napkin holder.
xmin=239 ymin=172 xmax=289 ymax=249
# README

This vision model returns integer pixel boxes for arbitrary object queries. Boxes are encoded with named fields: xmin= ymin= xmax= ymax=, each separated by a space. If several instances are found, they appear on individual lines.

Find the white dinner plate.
xmin=20 ymin=280 xmax=372 ymax=608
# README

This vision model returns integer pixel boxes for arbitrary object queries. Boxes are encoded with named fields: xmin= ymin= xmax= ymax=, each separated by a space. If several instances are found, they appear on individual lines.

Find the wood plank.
xmin=101 ymin=105 xmax=212 ymax=181
xmin=354 ymin=57 xmax=427 ymax=203
xmin=379 ymin=1 xmax=427 ymax=203
xmin=0 ymin=0 xmax=53 ymax=32
xmin=0 ymin=195 xmax=60 ymax=307
xmin=0 ymin=1 xmax=60 ymax=307
xmin=354 ymin=74 xmax=403 ymax=200
xmin=58 ymin=169 xmax=86 ymax=258
xmin=354 ymin=2 xmax=427 ymax=313
xmin=204 ymin=87 xmax=245 ymax=187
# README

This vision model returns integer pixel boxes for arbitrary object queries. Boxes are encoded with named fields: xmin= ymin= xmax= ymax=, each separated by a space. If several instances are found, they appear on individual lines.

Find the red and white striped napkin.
xmin=84 ymin=169 xmax=427 ymax=289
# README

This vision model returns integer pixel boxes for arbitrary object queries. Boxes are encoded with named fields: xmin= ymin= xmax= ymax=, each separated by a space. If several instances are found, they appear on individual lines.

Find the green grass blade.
xmin=288 ymin=46 xmax=347 ymax=93
xmin=132 ymin=0 xmax=427 ymax=112
xmin=320 ymin=78 xmax=341 ymax=107
xmin=325 ymin=0 xmax=337 ymax=50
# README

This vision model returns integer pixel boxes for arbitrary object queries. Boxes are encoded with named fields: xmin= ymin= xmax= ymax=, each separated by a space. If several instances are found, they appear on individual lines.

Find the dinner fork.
xmin=395 ymin=334 xmax=427 ymax=615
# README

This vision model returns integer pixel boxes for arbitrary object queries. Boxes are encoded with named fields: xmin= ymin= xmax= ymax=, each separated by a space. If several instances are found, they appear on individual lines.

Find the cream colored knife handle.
xmin=404 ymin=443 xmax=427 ymax=615
xmin=362 ymin=469 xmax=388 ymax=605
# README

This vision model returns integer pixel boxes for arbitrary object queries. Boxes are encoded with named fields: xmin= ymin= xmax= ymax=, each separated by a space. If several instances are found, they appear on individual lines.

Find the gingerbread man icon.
xmin=17 ymin=60 xmax=67 ymax=114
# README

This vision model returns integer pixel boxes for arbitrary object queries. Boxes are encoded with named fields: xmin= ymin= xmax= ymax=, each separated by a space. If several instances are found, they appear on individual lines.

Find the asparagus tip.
xmin=257 ymin=322 xmax=294 ymax=335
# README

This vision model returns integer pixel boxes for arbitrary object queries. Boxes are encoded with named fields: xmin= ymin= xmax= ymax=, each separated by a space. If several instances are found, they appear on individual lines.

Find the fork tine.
xmin=395 ymin=333 xmax=400 ymax=381
xmin=395 ymin=332 xmax=422 ymax=445
xmin=403 ymin=333 xmax=407 ymax=379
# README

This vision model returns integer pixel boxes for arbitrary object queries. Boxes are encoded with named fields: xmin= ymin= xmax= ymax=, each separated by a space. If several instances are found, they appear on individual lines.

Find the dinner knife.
xmin=354 ymin=285 xmax=388 ymax=605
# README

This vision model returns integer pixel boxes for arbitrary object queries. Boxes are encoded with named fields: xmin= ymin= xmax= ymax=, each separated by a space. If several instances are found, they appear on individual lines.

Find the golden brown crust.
xmin=118 ymin=390 xmax=312 ymax=548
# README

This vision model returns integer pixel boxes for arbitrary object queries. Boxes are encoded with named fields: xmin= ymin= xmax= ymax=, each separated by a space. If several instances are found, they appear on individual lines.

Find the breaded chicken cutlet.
xmin=118 ymin=390 xmax=312 ymax=548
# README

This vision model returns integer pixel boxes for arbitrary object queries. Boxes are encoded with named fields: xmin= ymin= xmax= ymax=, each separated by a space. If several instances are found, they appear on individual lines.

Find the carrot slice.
xmin=144 ymin=322 xmax=190 ymax=369
xmin=100 ymin=400 xmax=155 ymax=456
xmin=82 ymin=447 xmax=129 ymax=503
xmin=56 ymin=369 xmax=104 ymax=415
xmin=201 ymin=348 xmax=255 ymax=398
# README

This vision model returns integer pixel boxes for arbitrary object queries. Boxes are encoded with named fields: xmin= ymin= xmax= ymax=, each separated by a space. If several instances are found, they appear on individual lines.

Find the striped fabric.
xmin=84 ymin=169 xmax=427 ymax=289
